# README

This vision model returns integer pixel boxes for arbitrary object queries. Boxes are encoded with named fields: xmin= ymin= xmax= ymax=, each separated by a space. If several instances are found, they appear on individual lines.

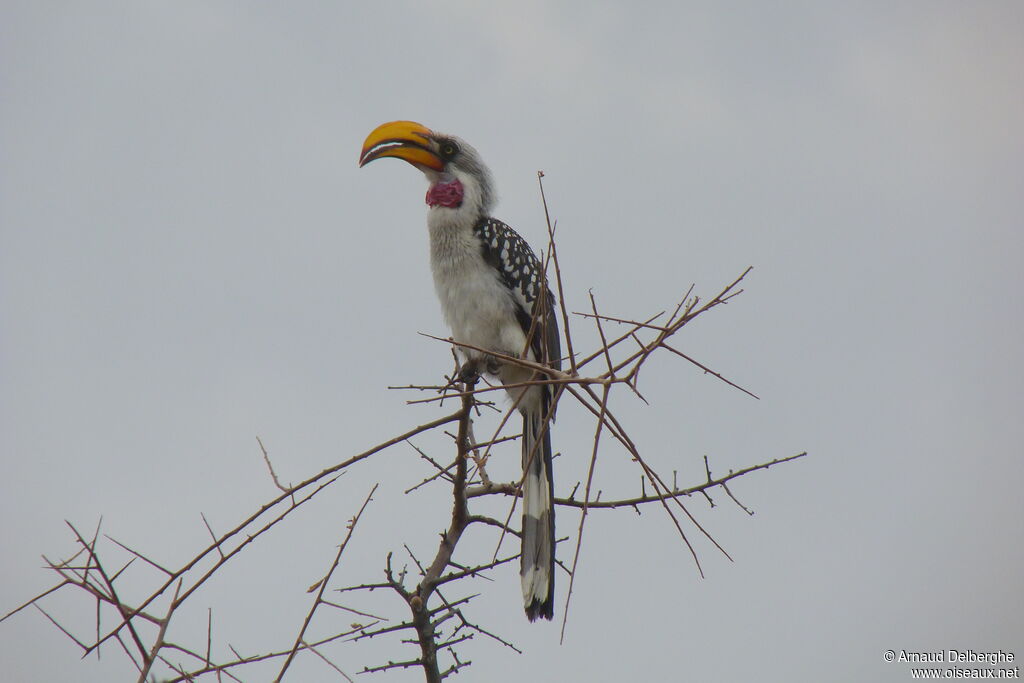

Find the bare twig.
xmin=8 ymin=179 xmax=806 ymax=683
xmin=277 ymin=484 xmax=378 ymax=679
xmin=257 ymin=435 xmax=291 ymax=493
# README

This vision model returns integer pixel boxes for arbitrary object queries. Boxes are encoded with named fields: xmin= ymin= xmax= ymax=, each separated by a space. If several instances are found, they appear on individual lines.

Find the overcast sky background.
xmin=2 ymin=2 xmax=1022 ymax=682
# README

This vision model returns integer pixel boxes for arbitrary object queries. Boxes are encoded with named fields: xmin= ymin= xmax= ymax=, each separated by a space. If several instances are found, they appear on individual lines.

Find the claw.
xmin=457 ymin=361 xmax=481 ymax=387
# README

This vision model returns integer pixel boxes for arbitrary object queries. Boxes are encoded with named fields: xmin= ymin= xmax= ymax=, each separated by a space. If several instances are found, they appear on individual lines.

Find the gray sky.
xmin=2 ymin=2 xmax=1022 ymax=681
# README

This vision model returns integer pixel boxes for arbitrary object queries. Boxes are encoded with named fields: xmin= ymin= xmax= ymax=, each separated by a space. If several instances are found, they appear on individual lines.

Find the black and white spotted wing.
xmin=473 ymin=217 xmax=561 ymax=373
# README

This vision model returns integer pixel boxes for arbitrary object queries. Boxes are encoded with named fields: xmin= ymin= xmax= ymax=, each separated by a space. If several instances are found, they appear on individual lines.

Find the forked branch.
xmin=4 ymin=175 xmax=806 ymax=681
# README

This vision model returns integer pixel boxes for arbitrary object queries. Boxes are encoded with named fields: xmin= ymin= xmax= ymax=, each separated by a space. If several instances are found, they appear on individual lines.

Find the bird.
xmin=359 ymin=120 xmax=561 ymax=621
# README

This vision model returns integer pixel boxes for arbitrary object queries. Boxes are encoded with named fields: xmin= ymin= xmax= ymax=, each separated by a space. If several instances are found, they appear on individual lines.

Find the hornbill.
xmin=359 ymin=121 xmax=561 ymax=621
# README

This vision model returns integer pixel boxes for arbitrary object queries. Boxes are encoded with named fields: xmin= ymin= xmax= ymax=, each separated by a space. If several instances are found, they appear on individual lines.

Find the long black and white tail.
xmin=520 ymin=405 xmax=555 ymax=621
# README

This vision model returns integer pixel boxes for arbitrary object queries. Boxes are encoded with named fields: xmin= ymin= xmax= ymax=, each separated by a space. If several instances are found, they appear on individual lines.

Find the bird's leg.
xmin=457 ymin=352 xmax=507 ymax=387
xmin=483 ymin=354 xmax=503 ymax=376
xmin=456 ymin=358 xmax=482 ymax=387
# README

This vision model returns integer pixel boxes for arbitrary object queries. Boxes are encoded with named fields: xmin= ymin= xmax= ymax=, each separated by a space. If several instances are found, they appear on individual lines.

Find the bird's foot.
xmin=456 ymin=361 xmax=481 ymax=387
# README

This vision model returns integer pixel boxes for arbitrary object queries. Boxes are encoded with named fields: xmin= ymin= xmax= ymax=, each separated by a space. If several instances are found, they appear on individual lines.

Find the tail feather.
xmin=521 ymin=407 xmax=555 ymax=621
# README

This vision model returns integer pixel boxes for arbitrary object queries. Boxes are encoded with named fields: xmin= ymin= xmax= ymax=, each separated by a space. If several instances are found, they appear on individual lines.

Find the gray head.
xmin=359 ymin=120 xmax=497 ymax=217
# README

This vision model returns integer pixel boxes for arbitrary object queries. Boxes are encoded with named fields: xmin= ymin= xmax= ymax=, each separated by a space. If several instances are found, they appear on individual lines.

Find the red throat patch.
xmin=426 ymin=179 xmax=464 ymax=208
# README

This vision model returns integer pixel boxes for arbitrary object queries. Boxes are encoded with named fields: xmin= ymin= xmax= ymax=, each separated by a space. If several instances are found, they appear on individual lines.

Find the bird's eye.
xmin=440 ymin=141 xmax=458 ymax=159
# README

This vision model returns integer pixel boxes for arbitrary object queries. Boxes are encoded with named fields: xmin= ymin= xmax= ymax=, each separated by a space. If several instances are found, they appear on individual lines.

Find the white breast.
xmin=427 ymin=211 xmax=527 ymax=361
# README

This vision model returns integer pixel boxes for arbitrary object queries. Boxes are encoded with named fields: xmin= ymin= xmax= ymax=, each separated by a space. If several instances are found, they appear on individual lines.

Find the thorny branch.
xmin=276 ymin=484 xmax=379 ymax=681
xmin=3 ymin=172 xmax=806 ymax=681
